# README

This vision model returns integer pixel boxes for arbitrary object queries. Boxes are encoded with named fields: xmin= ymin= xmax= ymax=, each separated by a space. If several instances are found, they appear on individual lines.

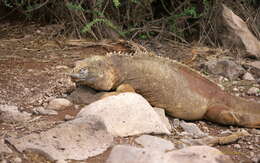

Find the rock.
xmin=250 ymin=129 xmax=260 ymax=135
xmin=221 ymin=4 xmax=260 ymax=58
xmin=106 ymin=145 xmax=233 ymax=163
xmin=7 ymin=115 xmax=113 ymax=161
xmin=153 ymin=107 xmax=172 ymax=131
xmin=0 ymin=139 xmax=12 ymax=153
xmin=248 ymin=145 xmax=254 ymax=150
xmin=242 ymin=72 xmax=255 ymax=81
xmin=220 ymin=130 xmax=233 ymax=135
xmin=247 ymin=87 xmax=260 ymax=95
xmin=67 ymin=85 xmax=102 ymax=105
xmin=47 ymin=98 xmax=73 ymax=111
xmin=33 ymin=107 xmax=58 ymax=115
xmin=202 ymin=59 xmax=245 ymax=80
xmin=13 ymin=157 xmax=22 ymax=163
xmin=135 ymin=135 xmax=175 ymax=152
xmin=247 ymin=61 xmax=260 ymax=78
xmin=77 ymin=93 xmax=170 ymax=137
xmin=0 ymin=105 xmax=31 ymax=123
xmin=179 ymin=121 xmax=207 ymax=138
xmin=172 ymin=119 xmax=180 ymax=128
xmin=106 ymin=145 xmax=164 ymax=163
xmin=64 ymin=114 xmax=74 ymax=121
xmin=252 ymin=154 xmax=260 ymax=163
xmin=234 ymin=144 xmax=241 ymax=149
xmin=165 ymin=145 xmax=234 ymax=163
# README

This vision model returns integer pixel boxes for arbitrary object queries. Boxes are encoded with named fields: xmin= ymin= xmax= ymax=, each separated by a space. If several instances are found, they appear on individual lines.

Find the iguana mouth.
xmin=70 ymin=72 xmax=97 ymax=83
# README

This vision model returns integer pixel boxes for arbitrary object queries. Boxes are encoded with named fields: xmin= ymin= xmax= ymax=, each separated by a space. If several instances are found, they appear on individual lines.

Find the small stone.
xmin=47 ymin=98 xmax=73 ymax=111
xmin=179 ymin=121 xmax=207 ymax=138
xmin=252 ymin=154 xmax=260 ymax=163
xmin=0 ymin=105 xmax=31 ymax=123
xmin=251 ymin=129 xmax=260 ymax=135
xmin=234 ymin=144 xmax=241 ymax=149
xmin=13 ymin=157 xmax=22 ymax=163
xmin=232 ymin=87 xmax=239 ymax=91
xmin=243 ymin=72 xmax=255 ymax=81
xmin=153 ymin=107 xmax=172 ymax=131
xmin=203 ymin=59 xmax=245 ymax=80
xmin=64 ymin=114 xmax=74 ymax=121
xmin=1 ymin=159 xmax=8 ymax=163
xmin=172 ymin=119 xmax=180 ymax=127
xmin=56 ymin=65 xmax=69 ymax=69
xmin=135 ymin=135 xmax=175 ymax=152
xmin=202 ymin=126 xmax=209 ymax=133
xmin=33 ymin=107 xmax=58 ymax=115
xmin=248 ymin=145 xmax=254 ymax=150
xmin=250 ymin=152 xmax=255 ymax=157
xmin=247 ymin=87 xmax=260 ymax=95
xmin=220 ymin=130 xmax=232 ymax=135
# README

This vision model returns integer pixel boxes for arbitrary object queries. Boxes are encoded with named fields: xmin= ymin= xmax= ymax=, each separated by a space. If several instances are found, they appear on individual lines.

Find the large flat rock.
xmin=106 ymin=145 xmax=233 ymax=163
xmin=7 ymin=115 xmax=113 ymax=161
xmin=77 ymin=93 xmax=170 ymax=137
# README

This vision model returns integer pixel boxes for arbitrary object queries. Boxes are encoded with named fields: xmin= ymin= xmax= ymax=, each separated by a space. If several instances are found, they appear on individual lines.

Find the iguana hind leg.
xmin=204 ymin=104 xmax=260 ymax=128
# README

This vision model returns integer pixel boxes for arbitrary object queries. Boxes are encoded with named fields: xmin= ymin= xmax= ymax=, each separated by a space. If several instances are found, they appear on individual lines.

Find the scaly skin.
xmin=70 ymin=54 xmax=260 ymax=128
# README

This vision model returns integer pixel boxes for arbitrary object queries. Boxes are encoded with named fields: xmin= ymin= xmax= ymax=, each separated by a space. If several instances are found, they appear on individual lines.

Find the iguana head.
xmin=70 ymin=55 xmax=117 ymax=91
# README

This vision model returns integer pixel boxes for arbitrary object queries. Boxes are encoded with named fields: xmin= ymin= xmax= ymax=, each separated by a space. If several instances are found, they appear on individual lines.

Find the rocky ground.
xmin=0 ymin=22 xmax=260 ymax=163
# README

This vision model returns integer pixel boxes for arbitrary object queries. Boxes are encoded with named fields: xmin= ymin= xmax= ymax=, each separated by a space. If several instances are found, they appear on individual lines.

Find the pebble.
xmin=220 ymin=130 xmax=232 ymax=135
xmin=250 ymin=152 xmax=255 ymax=157
xmin=234 ymin=144 xmax=241 ymax=149
xmin=172 ymin=119 xmax=180 ymax=127
xmin=242 ymin=72 xmax=255 ymax=81
xmin=251 ymin=129 xmax=260 ymax=135
xmin=13 ymin=157 xmax=22 ymax=163
xmin=64 ymin=114 xmax=74 ymax=121
xmin=247 ymin=87 xmax=260 ymax=95
xmin=233 ymin=87 xmax=239 ymax=91
xmin=248 ymin=145 xmax=254 ymax=150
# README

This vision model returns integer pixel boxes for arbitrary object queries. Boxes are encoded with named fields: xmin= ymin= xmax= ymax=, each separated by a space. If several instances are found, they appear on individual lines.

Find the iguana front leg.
xmin=100 ymin=84 xmax=135 ymax=99
xmin=205 ymin=104 xmax=260 ymax=128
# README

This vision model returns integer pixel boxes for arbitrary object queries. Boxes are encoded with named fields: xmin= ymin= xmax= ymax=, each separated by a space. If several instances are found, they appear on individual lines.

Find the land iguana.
xmin=70 ymin=53 xmax=260 ymax=128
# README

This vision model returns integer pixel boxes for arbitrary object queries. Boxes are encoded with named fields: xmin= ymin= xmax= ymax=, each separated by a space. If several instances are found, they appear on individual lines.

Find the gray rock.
xmin=47 ymin=98 xmax=73 ymax=110
xmin=153 ymin=107 xmax=172 ymax=131
xmin=220 ymin=130 xmax=233 ymax=135
xmin=77 ymin=93 xmax=170 ymax=137
xmin=234 ymin=144 xmax=241 ymax=149
xmin=242 ymin=72 xmax=255 ymax=81
xmin=106 ymin=145 xmax=164 ymax=163
xmin=0 ymin=139 xmax=12 ymax=153
xmin=165 ymin=145 xmax=233 ymax=163
xmin=202 ymin=59 xmax=245 ymax=80
xmin=64 ymin=114 xmax=74 ymax=121
xmin=13 ymin=157 xmax=22 ymax=163
xmin=180 ymin=121 xmax=207 ymax=138
xmin=106 ymin=145 xmax=233 ymax=163
xmin=135 ymin=135 xmax=175 ymax=152
xmin=251 ymin=129 xmax=260 ymax=135
xmin=33 ymin=107 xmax=58 ymax=115
xmin=247 ymin=87 xmax=260 ymax=95
xmin=172 ymin=119 xmax=180 ymax=128
xmin=247 ymin=61 xmax=260 ymax=78
xmin=67 ymin=86 xmax=102 ymax=105
xmin=0 ymin=105 xmax=31 ymax=123
xmin=7 ymin=115 xmax=113 ymax=161
xmin=252 ymin=154 xmax=260 ymax=163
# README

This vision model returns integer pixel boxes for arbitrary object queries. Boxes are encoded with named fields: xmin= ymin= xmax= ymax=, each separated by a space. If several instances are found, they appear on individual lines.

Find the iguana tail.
xmin=204 ymin=94 xmax=260 ymax=128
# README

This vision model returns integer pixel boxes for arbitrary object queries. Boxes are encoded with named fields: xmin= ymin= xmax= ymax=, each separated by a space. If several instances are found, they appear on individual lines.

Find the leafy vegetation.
xmin=0 ymin=0 xmax=259 ymax=44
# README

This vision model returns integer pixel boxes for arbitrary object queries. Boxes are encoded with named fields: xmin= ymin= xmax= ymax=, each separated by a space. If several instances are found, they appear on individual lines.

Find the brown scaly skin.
xmin=70 ymin=54 xmax=260 ymax=128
